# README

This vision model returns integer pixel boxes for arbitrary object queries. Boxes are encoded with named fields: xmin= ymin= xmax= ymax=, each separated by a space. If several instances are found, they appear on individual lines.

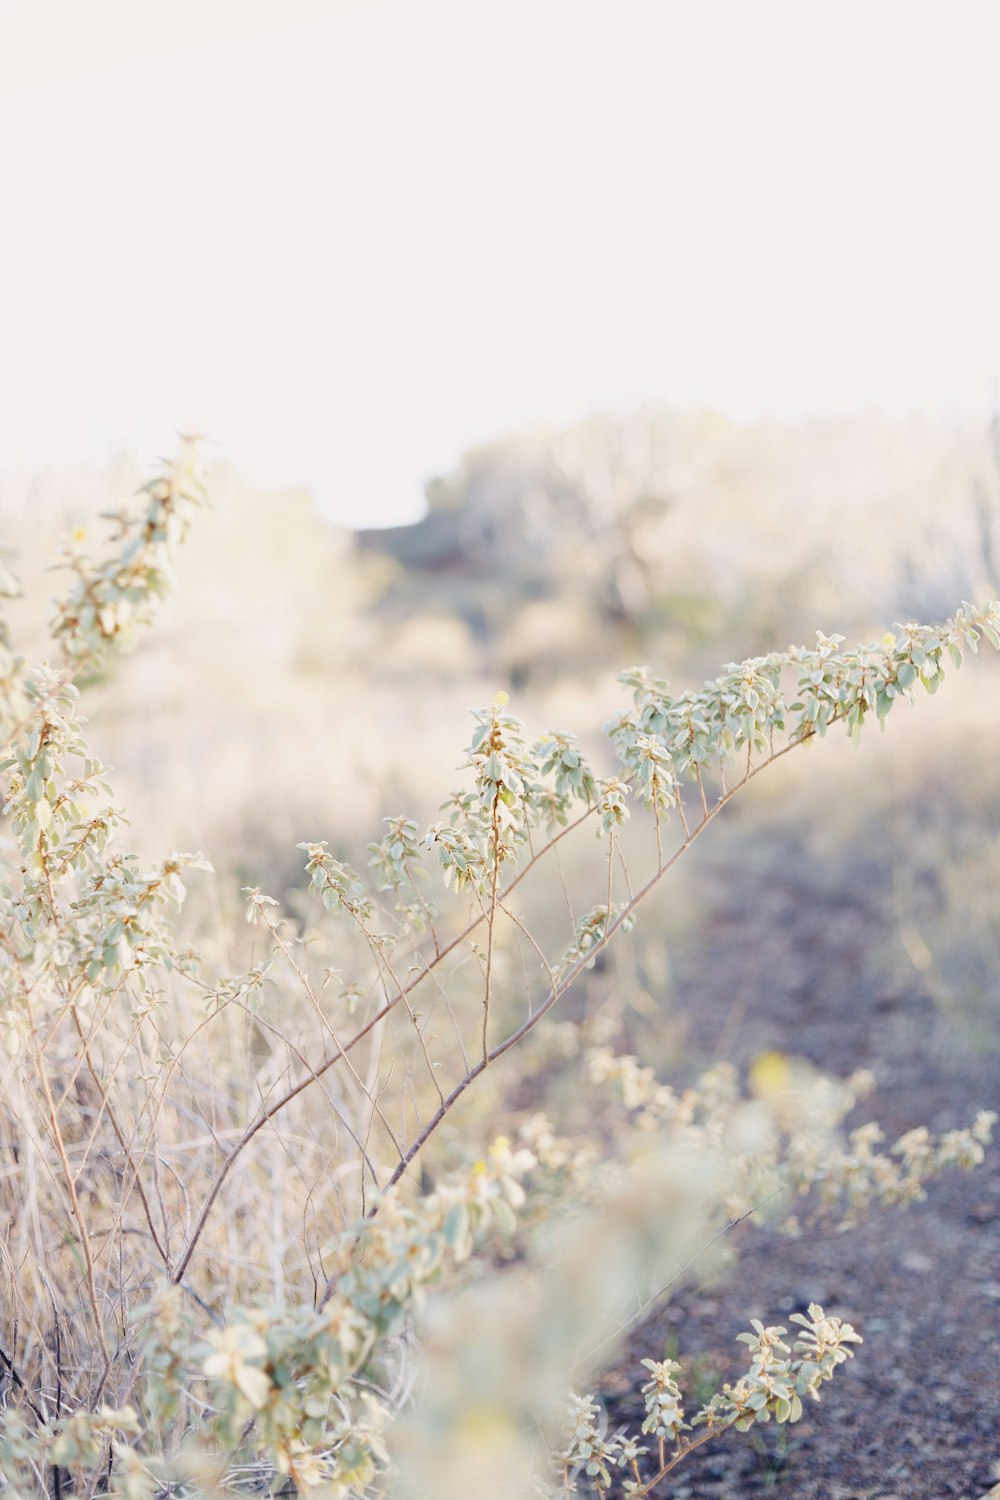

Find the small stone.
xmin=901 ymin=1250 xmax=933 ymax=1273
xmin=788 ymin=1282 xmax=833 ymax=1309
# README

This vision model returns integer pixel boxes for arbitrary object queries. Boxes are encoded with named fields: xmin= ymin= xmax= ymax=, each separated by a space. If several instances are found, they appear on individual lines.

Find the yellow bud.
xmin=454 ymin=1403 xmax=518 ymax=1445
xmin=749 ymin=1050 xmax=793 ymax=1098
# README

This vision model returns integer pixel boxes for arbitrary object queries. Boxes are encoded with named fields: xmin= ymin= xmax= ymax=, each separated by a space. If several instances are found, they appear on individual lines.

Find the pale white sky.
xmin=2 ymin=0 xmax=999 ymax=526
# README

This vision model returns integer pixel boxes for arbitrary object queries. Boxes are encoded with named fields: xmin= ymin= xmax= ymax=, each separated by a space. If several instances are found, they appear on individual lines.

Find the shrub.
xmin=0 ymin=445 xmax=997 ymax=1497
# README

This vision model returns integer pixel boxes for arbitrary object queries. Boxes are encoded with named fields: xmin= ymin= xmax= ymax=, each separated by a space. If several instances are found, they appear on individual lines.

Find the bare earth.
xmin=600 ymin=826 xmax=1000 ymax=1500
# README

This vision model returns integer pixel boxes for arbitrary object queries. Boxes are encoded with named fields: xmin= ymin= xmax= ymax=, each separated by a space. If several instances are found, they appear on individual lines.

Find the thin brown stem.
xmin=68 ymin=1007 xmax=171 ymax=1270
xmin=359 ymin=918 xmax=445 ymax=1109
xmin=404 ymin=864 xmax=440 ymax=957
xmin=23 ymin=989 xmax=112 ymax=1382
xmin=262 ymin=910 xmax=404 ymax=1158
xmin=498 ymin=900 xmax=555 ymax=993
xmin=605 ymin=834 xmax=615 ymax=936
xmin=481 ymin=792 xmax=502 ymax=1065
xmin=631 ymin=1423 xmax=724 ymax=1495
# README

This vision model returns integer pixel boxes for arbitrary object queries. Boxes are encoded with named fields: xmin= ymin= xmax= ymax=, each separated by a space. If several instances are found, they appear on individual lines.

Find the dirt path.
xmin=600 ymin=829 xmax=1000 ymax=1499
